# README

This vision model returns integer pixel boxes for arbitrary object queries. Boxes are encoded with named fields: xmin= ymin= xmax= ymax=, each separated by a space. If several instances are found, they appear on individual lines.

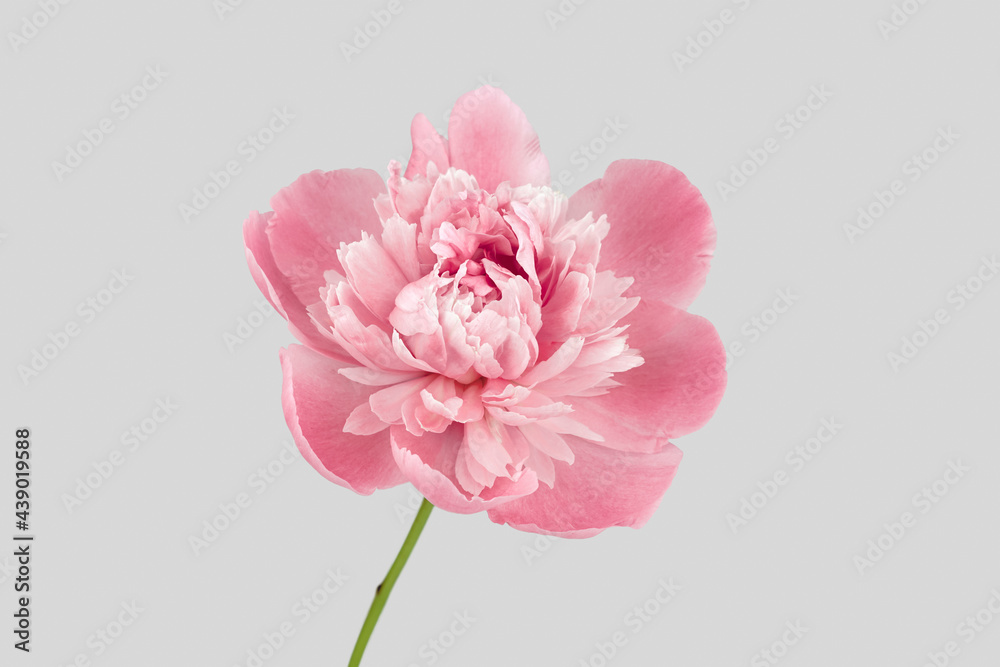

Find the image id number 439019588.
xmin=14 ymin=427 xmax=33 ymax=653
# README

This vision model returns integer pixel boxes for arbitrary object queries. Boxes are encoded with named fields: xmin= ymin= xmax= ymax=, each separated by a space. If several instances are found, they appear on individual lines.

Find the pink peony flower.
xmin=244 ymin=87 xmax=726 ymax=537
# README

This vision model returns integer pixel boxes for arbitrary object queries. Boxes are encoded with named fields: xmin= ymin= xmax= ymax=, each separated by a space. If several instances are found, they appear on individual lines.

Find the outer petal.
xmin=281 ymin=345 xmax=406 ymax=494
xmin=243 ymin=211 xmax=286 ymax=318
xmin=267 ymin=169 xmax=387 ymax=307
xmin=487 ymin=439 xmax=684 ymax=537
xmin=568 ymin=160 xmax=715 ymax=309
xmin=447 ymin=86 xmax=549 ymax=192
xmin=568 ymin=298 xmax=727 ymax=452
xmin=404 ymin=113 xmax=450 ymax=180
xmin=390 ymin=424 xmax=538 ymax=514
xmin=244 ymin=210 xmax=353 ymax=362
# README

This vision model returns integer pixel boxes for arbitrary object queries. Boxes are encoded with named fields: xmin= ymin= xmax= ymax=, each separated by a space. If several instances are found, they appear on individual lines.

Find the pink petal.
xmin=487 ymin=439 xmax=684 ymax=537
xmin=518 ymin=336 xmax=583 ymax=387
xmin=486 ymin=390 xmax=573 ymax=425
xmin=456 ymin=383 xmax=485 ymax=423
xmin=404 ymin=113 xmax=450 ymax=179
xmin=329 ymin=279 xmax=383 ymax=329
xmin=244 ymin=211 xmax=286 ymax=318
xmin=369 ymin=375 xmax=435 ymax=425
xmin=538 ymin=271 xmax=590 ymax=343
xmin=338 ymin=232 xmax=410 ymax=322
xmin=447 ymin=86 xmax=549 ymax=192
xmin=390 ymin=272 xmax=446 ymax=337
xmin=517 ymin=423 xmax=575 ymax=464
xmin=392 ymin=331 xmax=439 ymax=373
xmin=244 ymin=211 xmax=353 ymax=362
xmin=381 ymin=215 xmax=422 ymax=283
xmin=387 ymin=161 xmax=434 ymax=233
xmin=454 ymin=443 xmax=494 ymax=495
xmin=527 ymin=447 xmax=556 ymax=488
xmin=464 ymin=417 xmax=514 ymax=477
xmin=569 ymin=298 xmax=727 ymax=451
xmin=280 ymin=345 xmax=405 ymax=494
xmin=535 ymin=415 xmax=604 ymax=442
xmin=390 ymin=425 xmax=538 ymax=514
xmin=481 ymin=380 xmax=530 ymax=404
xmin=338 ymin=365 xmax=424 ymax=387
xmin=574 ymin=270 xmax=638 ymax=337
xmin=418 ymin=376 xmax=462 ymax=418
xmin=504 ymin=206 xmax=542 ymax=297
xmin=267 ymin=169 xmax=387 ymax=306
xmin=568 ymin=160 xmax=715 ymax=310
xmin=326 ymin=303 xmax=410 ymax=372
xmin=344 ymin=402 xmax=388 ymax=436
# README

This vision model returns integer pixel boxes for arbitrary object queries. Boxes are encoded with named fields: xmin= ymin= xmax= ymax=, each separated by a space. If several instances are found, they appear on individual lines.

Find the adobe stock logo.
xmin=213 ymin=0 xmax=249 ymax=21
xmin=189 ymin=440 xmax=299 ymax=557
xmin=852 ymin=460 xmax=970 ymax=576
xmin=8 ymin=0 xmax=73 ymax=53
xmin=55 ymin=601 xmax=145 ymax=667
xmin=179 ymin=108 xmax=295 ymax=223
xmin=672 ymin=0 xmax=758 ymax=72
xmin=232 ymin=567 xmax=350 ymax=667
xmin=405 ymin=612 xmax=477 ymax=667
xmin=17 ymin=269 xmax=135 ymax=385
xmin=551 ymin=117 xmax=628 ymax=193
xmin=223 ymin=298 xmax=277 ymax=353
xmin=339 ymin=0 xmax=417 ymax=63
xmin=750 ymin=621 xmax=809 ymax=667
xmin=545 ymin=0 xmax=590 ymax=31
xmin=918 ymin=589 xmax=1000 ymax=667
xmin=716 ymin=86 xmax=833 ymax=203
xmin=726 ymin=417 xmax=843 ymax=534
xmin=886 ymin=255 xmax=997 ymax=373
xmin=61 ymin=398 xmax=179 ymax=513
xmin=51 ymin=66 xmax=168 ymax=182
xmin=877 ymin=0 xmax=933 ymax=40
xmin=578 ymin=578 xmax=682 ymax=667
xmin=843 ymin=127 xmax=959 ymax=244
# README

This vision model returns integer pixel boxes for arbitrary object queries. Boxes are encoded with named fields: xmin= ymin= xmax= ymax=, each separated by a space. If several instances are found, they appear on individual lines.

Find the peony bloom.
xmin=244 ymin=86 xmax=726 ymax=537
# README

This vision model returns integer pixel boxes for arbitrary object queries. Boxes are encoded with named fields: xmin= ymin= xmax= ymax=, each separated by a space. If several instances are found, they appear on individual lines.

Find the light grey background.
xmin=3 ymin=1 xmax=1000 ymax=665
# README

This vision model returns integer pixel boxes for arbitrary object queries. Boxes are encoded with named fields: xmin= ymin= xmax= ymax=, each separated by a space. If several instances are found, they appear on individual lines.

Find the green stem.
xmin=348 ymin=498 xmax=434 ymax=667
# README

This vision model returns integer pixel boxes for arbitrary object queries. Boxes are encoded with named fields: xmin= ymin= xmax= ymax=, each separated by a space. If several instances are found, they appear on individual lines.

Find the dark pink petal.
xmin=487 ymin=439 xmax=684 ymax=537
xmin=390 ymin=424 xmax=538 ymax=514
xmin=447 ymin=86 xmax=549 ymax=192
xmin=569 ymin=298 xmax=727 ymax=451
xmin=568 ymin=160 xmax=715 ymax=309
xmin=280 ymin=345 xmax=405 ymax=494
xmin=267 ymin=169 xmax=387 ymax=306
xmin=404 ymin=113 xmax=450 ymax=179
